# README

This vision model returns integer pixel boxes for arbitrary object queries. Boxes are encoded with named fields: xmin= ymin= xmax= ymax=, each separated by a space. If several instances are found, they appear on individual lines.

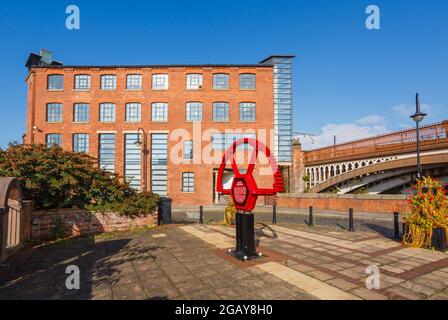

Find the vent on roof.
xmin=39 ymin=49 xmax=53 ymax=65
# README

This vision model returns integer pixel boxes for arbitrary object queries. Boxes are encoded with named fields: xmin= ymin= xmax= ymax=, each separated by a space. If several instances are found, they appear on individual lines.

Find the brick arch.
xmin=0 ymin=177 xmax=22 ymax=209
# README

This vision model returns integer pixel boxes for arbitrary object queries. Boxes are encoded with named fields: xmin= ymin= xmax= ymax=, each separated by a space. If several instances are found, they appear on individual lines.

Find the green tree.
xmin=0 ymin=143 xmax=158 ymax=216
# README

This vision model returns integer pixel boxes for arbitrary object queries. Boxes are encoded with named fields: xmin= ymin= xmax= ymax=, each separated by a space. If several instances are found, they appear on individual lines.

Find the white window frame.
xmin=186 ymin=74 xmax=203 ymax=90
xmin=152 ymin=74 xmax=169 ymax=90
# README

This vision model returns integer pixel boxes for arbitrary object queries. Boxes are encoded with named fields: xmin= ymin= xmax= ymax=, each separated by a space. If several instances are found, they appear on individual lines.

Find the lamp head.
xmin=410 ymin=111 xmax=427 ymax=123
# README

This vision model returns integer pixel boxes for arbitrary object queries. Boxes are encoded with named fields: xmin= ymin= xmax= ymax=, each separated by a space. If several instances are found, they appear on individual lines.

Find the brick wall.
xmin=31 ymin=208 xmax=157 ymax=240
xmin=25 ymin=66 xmax=276 ymax=207
xmin=278 ymin=193 xmax=409 ymax=214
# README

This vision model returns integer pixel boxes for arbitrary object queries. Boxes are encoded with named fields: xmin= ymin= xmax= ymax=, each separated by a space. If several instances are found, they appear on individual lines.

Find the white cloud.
xmin=392 ymin=103 xmax=431 ymax=120
xmin=299 ymin=115 xmax=388 ymax=150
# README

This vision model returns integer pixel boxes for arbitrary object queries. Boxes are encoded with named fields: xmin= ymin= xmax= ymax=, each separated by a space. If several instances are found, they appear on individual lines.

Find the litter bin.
xmin=158 ymin=197 xmax=172 ymax=225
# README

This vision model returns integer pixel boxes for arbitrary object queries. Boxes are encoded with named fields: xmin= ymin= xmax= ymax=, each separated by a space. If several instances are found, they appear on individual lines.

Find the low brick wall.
xmin=278 ymin=193 xmax=409 ymax=214
xmin=31 ymin=208 xmax=157 ymax=240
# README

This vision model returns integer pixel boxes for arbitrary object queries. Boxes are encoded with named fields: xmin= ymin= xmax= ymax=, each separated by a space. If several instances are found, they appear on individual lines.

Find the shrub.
xmin=403 ymin=177 xmax=448 ymax=248
xmin=0 ymin=143 xmax=158 ymax=216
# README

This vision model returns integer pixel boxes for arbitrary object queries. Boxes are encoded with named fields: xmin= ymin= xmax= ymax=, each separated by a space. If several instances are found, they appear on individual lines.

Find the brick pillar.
xmin=291 ymin=138 xmax=305 ymax=193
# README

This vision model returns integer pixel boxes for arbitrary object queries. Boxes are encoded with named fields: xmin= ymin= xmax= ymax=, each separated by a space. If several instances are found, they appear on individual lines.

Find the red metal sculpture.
xmin=217 ymin=138 xmax=284 ymax=212
xmin=216 ymin=138 xmax=284 ymax=260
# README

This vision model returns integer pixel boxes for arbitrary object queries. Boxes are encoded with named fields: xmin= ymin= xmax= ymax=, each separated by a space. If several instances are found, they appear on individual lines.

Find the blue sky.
xmin=0 ymin=0 xmax=447 ymax=150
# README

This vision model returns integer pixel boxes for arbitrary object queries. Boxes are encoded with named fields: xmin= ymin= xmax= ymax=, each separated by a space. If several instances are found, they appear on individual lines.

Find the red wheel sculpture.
xmin=217 ymin=138 xmax=284 ymax=212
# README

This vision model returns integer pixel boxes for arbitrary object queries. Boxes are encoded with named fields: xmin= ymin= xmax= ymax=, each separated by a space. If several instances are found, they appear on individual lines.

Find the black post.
xmin=199 ymin=205 xmax=204 ymax=224
xmin=272 ymin=205 xmax=277 ymax=224
xmin=348 ymin=208 xmax=354 ymax=232
xmin=234 ymin=211 xmax=257 ymax=260
xmin=393 ymin=212 xmax=400 ymax=239
xmin=309 ymin=206 xmax=314 ymax=226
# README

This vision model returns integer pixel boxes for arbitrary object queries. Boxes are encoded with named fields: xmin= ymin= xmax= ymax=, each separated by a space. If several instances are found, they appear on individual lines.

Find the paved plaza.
xmin=0 ymin=220 xmax=448 ymax=300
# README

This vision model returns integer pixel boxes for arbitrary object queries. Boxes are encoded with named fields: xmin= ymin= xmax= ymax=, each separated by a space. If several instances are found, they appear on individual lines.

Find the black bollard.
xmin=199 ymin=205 xmax=204 ymax=224
xmin=272 ymin=205 xmax=277 ymax=224
xmin=309 ymin=206 xmax=314 ymax=226
xmin=393 ymin=212 xmax=400 ymax=239
xmin=348 ymin=208 xmax=355 ymax=232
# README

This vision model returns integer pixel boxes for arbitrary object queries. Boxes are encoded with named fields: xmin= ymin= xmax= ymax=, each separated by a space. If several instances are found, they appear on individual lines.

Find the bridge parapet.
xmin=304 ymin=120 xmax=448 ymax=166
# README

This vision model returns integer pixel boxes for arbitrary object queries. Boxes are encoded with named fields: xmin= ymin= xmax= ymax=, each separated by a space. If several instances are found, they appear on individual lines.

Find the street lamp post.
xmin=135 ymin=127 xmax=148 ymax=192
xmin=410 ymin=93 xmax=427 ymax=180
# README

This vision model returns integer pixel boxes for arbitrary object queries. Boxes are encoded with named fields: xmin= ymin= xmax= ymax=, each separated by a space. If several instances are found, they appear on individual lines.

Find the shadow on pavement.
xmin=0 ymin=236 xmax=161 ymax=300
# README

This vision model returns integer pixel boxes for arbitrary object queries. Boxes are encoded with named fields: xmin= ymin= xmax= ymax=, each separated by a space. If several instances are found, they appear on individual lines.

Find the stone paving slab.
xmin=0 ymin=222 xmax=447 ymax=300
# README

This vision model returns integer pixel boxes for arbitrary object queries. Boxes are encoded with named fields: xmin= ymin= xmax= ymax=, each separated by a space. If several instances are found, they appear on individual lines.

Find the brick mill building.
xmin=24 ymin=49 xmax=295 ymax=206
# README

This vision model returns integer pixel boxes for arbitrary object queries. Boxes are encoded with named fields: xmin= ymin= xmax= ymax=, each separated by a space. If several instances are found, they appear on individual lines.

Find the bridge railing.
xmin=304 ymin=120 xmax=448 ymax=165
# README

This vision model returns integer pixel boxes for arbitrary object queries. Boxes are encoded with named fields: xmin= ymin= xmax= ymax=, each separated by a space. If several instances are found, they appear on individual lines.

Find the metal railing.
xmin=304 ymin=121 xmax=448 ymax=165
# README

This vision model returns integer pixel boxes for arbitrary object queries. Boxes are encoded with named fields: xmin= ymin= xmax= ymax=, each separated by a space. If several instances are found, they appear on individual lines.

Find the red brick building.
xmin=24 ymin=50 xmax=295 ymax=206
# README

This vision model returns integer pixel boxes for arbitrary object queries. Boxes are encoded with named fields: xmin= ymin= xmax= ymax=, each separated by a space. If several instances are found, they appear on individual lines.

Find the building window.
xmin=126 ymin=103 xmax=141 ymax=122
xmin=99 ymin=103 xmax=116 ymax=122
xmin=239 ymin=102 xmax=256 ymax=121
xmin=151 ymin=133 xmax=168 ymax=196
xmin=152 ymin=103 xmax=168 ymax=122
xmin=213 ymin=102 xmax=229 ymax=122
xmin=211 ymin=133 xmax=256 ymax=150
xmin=73 ymin=103 xmax=89 ymax=123
xmin=213 ymin=74 xmax=229 ymax=90
xmin=186 ymin=102 xmax=203 ymax=121
xmin=183 ymin=140 xmax=193 ymax=160
xmin=73 ymin=133 xmax=89 ymax=153
xmin=46 ymin=134 xmax=61 ymax=147
xmin=47 ymin=75 xmax=64 ymax=90
xmin=152 ymin=74 xmax=169 ymax=90
xmin=125 ymin=133 xmax=142 ymax=190
xmin=74 ymin=75 xmax=91 ymax=90
xmin=46 ymin=103 xmax=62 ymax=122
xmin=239 ymin=73 xmax=256 ymax=90
xmin=100 ymin=75 xmax=117 ymax=90
xmin=99 ymin=133 xmax=115 ymax=172
xmin=182 ymin=173 xmax=195 ymax=192
xmin=126 ymin=74 xmax=142 ymax=90
xmin=186 ymin=74 xmax=203 ymax=90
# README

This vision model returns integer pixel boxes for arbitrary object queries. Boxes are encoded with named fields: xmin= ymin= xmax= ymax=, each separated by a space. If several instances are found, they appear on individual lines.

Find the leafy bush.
xmin=403 ymin=177 xmax=448 ymax=248
xmin=0 ymin=143 xmax=158 ymax=216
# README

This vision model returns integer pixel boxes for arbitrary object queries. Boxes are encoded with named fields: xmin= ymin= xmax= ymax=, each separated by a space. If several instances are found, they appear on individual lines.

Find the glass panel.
xmin=125 ymin=103 xmax=141 ymax=122
xmin=239 ymin=102 xmax=256 ymax=122
xmin=99 ymin=103 xmax=116 ymax=122
xmin=73 ymin=133 xmax=89 ymax=153
xmin=46 ymin=103 xmax=62 ymax=122
xmin=186 ymin=74 xmax=203 ymax=90
xmin=73 ymin=103 xmax=89 ymax=122
xmin=239 ymin=74 xmax=256 ymax=89
xmin=99 ymin=133 xmax=115 ymax=172
xmin=74 ymin=75 xmax=91 ymax=90
xmin=152 ymin=103 xmax=168 ymax=122
xmin=125 ymin=133 xmax=142 ymax=191
xmin=100 ymin=75 xmax=117 ymax=90
xmin=183 ymin=140 xmax=193 ymax=160
xmin=126 ymin=74 xmax=142 ymax=90
xmin=213 ymin=102 xmax=229 ymax=122
xmin=213 ymin=74 xmax=229 ymax=90
xmin=46 ymin=134 xmax=61 ymax=147
xmin=47 ymin=75 xmax=63 ymax=90
xmin=186 ymin=102 xmax=203 ymax=121
xmin=182 ymin=173 xmax=195 ymax=192
xmin=152 ymin=74 xmax=168 ymax=90
xmin=151 ymin=133 xmax=168 ymax=196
